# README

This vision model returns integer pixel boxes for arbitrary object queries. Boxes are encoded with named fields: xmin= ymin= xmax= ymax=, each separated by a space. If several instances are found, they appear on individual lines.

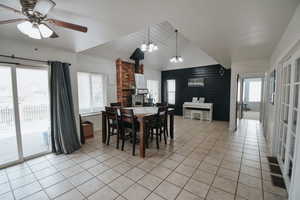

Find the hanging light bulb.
xmin=141 ymin=43 xmax=147 ymax=52
xmin=178 ymin=56 xmax=183 ymax=62
xmin=170 ymin=29 xmax=184 ymax=63
xmin=140 ymin=26 xmax=158 ymax=53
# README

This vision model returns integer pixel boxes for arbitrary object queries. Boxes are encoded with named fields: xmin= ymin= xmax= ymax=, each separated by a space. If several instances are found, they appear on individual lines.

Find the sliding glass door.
xmin=17 ymin=68 xmax=51 ymax=157
xmin=0 ymin=65 xmax=50 ymax=168
xmin=0 ymin=66 xmax=19 ymax=166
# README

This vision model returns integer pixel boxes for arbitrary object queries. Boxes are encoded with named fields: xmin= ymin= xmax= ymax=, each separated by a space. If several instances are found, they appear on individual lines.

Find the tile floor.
xmin=0 ymin=117 xmax=288 ymax=200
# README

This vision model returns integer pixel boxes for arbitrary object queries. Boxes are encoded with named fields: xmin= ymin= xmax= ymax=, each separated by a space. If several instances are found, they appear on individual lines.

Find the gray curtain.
xmin=49 ymin=61 xmax=80 ymax=154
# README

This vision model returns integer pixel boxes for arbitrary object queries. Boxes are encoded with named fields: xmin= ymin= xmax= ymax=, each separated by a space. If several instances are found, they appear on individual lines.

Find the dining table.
xmin=101 ymin=106 xmax=175 ymax=158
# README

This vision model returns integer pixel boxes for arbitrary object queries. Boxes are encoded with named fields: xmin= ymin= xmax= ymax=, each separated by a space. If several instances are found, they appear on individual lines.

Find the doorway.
xmin=241 ymin=78 xmax=263 ymax=121
xmin=0 ymin=65 xmax=51 ymax=168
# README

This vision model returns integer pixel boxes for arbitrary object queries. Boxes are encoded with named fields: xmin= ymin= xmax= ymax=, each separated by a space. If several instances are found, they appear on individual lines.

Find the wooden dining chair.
xmin=155 ymin=103 xmax=169 ymax=137
xmin=105 ymin=106 xmax=120 ymax=148
xmin=146 ymin=106 xmax=168 ymax=149
xmin=119 ymin=109 xmax=139 ymax=156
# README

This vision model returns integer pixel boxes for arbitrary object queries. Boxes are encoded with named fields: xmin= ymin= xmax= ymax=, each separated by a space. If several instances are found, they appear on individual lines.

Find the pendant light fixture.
xmin=170 ymin=29 xmax=183 ymax=63
xmin=141 ymin=26 xmax=158 ymax=53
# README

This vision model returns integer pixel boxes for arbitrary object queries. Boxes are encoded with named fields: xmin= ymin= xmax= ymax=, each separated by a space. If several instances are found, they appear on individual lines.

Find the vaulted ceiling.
xmin=82 ymin=21 xmax=217 ymax=70
xmin=0 ymin=0 xmax=299 ymax=68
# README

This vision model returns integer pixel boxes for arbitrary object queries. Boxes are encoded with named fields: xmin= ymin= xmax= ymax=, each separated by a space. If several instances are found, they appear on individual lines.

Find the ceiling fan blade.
xmin=0 ymin=3 xmax=23 ymax=14
xmin=0 ymin=18 xmax=27 ymax=25
xmin=47 ymin=19 xmax=88 ymax=33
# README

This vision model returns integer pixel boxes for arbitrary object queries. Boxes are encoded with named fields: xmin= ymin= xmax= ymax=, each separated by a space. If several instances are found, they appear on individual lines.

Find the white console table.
xmin=183 ymin=102 xmax=213 ymax=122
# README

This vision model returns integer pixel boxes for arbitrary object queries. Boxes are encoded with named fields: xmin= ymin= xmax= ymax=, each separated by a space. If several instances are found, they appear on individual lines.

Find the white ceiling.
xmin=82 ymin=21 xmax=217 ymax=70
xmin=0 ymin=0 xmax=299 ymax=68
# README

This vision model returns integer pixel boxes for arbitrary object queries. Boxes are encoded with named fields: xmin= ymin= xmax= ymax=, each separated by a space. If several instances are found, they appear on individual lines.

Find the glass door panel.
xmin=0 ymin=66 xmax=19 ymax=166
xmin=16 ymin=68 xmax=50 ymax=157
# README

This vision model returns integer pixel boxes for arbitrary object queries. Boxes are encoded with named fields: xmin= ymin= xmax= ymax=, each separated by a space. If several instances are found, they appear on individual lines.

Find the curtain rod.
xmin=0 ymin=61 xmax=47 ymax=68
xmin=0 ymin=54 xmax=48 ymax=63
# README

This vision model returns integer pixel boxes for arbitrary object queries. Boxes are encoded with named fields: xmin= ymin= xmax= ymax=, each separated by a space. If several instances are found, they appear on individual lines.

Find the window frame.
xmin=77 ymin=72 xmax=106 ymax=114
xmin=147 ymin=79 xmax=159 ymax=103
xmin=167 ymin=79 xmax=176 ymax=105
xmin=248 ymin=80 xmax=262 ymax=102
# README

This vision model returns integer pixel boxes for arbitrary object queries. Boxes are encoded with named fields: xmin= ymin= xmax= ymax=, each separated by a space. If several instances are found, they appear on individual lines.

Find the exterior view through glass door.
xmin=0 ymin=65 xmax=50 ymax=168
xmin=0 ymin=66 xmax=19 ymax=166
xmin=16 ymin=68 xmax=51 ymax=157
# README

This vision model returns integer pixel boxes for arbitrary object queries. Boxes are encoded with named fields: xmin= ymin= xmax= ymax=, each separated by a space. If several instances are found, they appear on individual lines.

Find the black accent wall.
xmin=161 ymin=65 xmax=231 ymax=121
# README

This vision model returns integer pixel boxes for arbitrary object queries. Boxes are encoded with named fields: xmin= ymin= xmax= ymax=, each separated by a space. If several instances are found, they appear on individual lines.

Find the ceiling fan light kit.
xmin=17 ymin=21 xmax=54 ymax=39
xmin=0 ymin=0 xmax=88 ymax=39
xmin=33 ymin=0 xmax=56 ymax=17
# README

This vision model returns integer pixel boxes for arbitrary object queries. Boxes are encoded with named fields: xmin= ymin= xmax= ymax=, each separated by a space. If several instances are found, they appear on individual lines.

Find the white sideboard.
xmin=183 ymin=102 xmax=213 ymax=122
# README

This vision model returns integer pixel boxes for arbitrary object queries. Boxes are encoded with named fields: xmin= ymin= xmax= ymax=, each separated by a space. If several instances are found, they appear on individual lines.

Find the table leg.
xmin=102 ymin=112 xmax=107 ymax=144
xmin=139 ymin=117 xmax=145 ymax=158
xmin=170 ymin=112 xmax=174 ymax=139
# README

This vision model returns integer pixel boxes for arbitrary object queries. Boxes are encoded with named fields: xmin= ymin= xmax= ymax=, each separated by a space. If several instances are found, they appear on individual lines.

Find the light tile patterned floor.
xmin=0 ymin=117 xmax=288 ymax=200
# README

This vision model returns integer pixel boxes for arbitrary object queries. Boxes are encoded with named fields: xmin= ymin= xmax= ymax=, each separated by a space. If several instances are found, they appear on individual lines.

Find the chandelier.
xmin=170 ymin=29 xmax=183 ymax=63
xmin=141 ymin=26 xmax=158 ymax=53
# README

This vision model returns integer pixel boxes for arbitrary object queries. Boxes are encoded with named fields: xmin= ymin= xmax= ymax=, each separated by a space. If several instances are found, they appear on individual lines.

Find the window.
xmin=78 ymin=72 xmax=105 ymax=114
xmin=147 ymin=80 xmax=159 ymax=103
xmin=167 ymin=79 xmax=176 ymax=105
xmin=248 ymin=80 xmax=262 ymax=102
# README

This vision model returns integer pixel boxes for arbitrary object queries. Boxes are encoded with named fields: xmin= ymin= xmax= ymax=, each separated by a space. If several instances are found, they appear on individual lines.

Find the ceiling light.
xmin=17 ymin=21 xmax=54 ymax=39
xmin=141 ymin=43 xmax=147 ymax=51
xmin=17 ymin=21 xmax=41 ymax=39
xmin=33 ymin=0 xmax=56 ymax=17
xmin=140 ymin=26 xmax=158 ymax=53
xmin=170 ymin=56 xmax=183 ymax=63
xmin=39 ymin=24 xmax=53 ymax=38
xmin=170 ymin=29 xmax=183 ymax=63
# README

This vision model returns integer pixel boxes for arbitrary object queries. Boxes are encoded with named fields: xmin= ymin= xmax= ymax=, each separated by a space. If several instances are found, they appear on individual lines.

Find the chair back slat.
xmin=110 ymin=102 xmax=122 ymax=107
xmin=156 ymin=106 xmax=168 ymax=123
xmin=120 ymin=109 xmax=135 ymax=123
xmin=105 ymin=107 xmax=119 ymax=128
xmin=120 ymin=109 xmax=137 ymax=134
xmin=156 ymin=102 xmax=168 ymax=107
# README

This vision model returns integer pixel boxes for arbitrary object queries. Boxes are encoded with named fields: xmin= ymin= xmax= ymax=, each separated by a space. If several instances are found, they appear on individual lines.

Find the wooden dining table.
xmin=101 ymin=107 xmax=175 ymax=158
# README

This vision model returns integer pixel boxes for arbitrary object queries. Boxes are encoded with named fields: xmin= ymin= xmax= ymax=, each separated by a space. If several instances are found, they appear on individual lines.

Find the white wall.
xmin=0 ymin=38 xmax=161 ymax=134
xmin=229 ymin=59 xmax=269 ymax=131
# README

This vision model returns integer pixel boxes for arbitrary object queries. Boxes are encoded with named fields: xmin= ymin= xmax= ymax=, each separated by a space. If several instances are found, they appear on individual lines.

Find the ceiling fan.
xmin=0 ymin=0 xmax=88 ymax=39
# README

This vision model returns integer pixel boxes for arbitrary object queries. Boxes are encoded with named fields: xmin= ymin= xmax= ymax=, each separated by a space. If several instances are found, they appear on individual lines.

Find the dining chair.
xmin=155 ymin=103 xmax=169 ymax=137
xmin=146 ymin=106 xmax=168 ymax=149
xmin=119 ymin=108 xmax=139 ymax=156
xmin=105 ymin=106 xmax=120 ymax=148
